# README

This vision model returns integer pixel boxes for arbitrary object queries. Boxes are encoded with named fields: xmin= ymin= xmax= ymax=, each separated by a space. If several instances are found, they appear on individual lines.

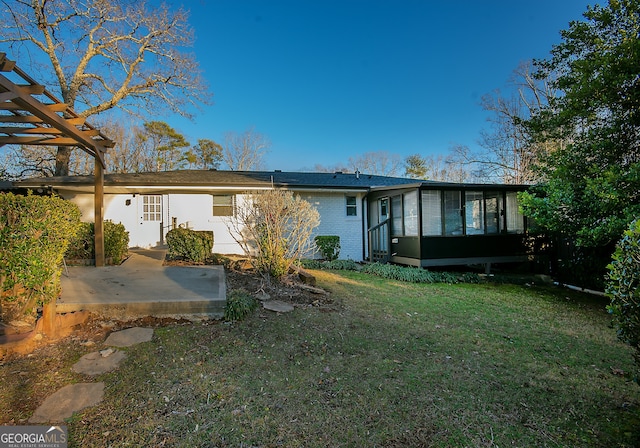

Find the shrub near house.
xmin=0 ymin=193 xmax=81 ymax=326
xmin=66 ymin=221 xmax=130 ymax=265
xmin=166 ymin=228 xmax=213 ymax=263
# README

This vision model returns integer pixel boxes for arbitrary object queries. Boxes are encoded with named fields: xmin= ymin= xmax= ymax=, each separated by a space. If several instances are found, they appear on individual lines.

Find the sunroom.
xmin=366 ymin=182 xmax=532 ymax=270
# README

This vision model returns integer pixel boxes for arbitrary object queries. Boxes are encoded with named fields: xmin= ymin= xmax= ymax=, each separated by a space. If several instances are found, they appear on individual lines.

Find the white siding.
xmin=301 ymin=192 xmax=364 ymax=261
xmin=60 ymin=190 xmax=365 ymax=260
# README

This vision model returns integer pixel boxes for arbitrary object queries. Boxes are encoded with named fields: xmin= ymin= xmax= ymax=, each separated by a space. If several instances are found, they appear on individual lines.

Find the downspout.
xmin=361 ymin=191 xmax=369 ymax=262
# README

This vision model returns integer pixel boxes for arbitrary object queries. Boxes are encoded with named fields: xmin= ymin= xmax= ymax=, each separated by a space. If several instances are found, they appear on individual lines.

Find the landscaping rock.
xmin=72 ymin=350 xmax=126 ymax=376
xmin=104 ymin=327 xmax=153 ymax=347
xmin=262 ymin=300 xmax=295 ymax=313
xmin=29 ymin=383 xmax=105 ymax=423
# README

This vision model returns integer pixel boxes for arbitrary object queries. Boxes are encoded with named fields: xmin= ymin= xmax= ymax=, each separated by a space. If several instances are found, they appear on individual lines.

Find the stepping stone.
xmin=29 ymin=383 xmax=105 ymax=423
xmin=72 ymin=350 xmax=127 ymax=376
xmin=104 ymin=327 xmax=153 ymax=347
xmin=262 ymin=300 xmax=295 ymax=313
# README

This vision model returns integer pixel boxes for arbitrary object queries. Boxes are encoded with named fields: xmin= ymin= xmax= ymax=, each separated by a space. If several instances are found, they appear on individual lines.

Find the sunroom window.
xmin=506 ymin=192 xmax=525 ymax=233
xmin=465 ymin=191 xmax=484 ymax=235
xmin=403 ymin=191 xmax=418 ymax=236
xmin=421 ymin=190 xmax=442 ymax=236
xmin=444 ymin=191 xmax=463 ymax=236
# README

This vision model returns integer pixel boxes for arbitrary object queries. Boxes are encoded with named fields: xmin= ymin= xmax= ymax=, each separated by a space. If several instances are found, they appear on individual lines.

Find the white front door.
xmin=135 ymin=194 xmax=163 ymax=247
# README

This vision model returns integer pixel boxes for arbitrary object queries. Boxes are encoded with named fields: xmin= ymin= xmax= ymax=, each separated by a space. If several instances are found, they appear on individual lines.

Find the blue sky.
xmin=168 ymin=0 xmax=593 ymax=172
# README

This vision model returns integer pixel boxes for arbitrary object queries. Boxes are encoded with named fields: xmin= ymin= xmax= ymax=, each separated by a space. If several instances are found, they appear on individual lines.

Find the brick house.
xmin=15 ymin=169 xmax=533 ymax=267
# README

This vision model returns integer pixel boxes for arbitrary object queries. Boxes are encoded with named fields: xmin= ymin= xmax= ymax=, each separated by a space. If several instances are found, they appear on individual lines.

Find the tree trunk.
xmin=55 ymin=146 xmax=73 ymax=176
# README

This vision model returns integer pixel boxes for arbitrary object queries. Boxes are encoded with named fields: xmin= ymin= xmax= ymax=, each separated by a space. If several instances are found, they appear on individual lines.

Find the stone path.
xmin=28 ymin=327 xmax=154 ymax=424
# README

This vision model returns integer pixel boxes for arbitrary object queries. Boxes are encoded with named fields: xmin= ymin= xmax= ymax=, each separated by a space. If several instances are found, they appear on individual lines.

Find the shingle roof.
xmin=15 ymin=169 xmax=422 ymax=190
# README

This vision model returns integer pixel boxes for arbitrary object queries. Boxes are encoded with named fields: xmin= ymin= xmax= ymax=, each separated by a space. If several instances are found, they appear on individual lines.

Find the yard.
xmin=2 ymin=269 xmax=639 ymax=447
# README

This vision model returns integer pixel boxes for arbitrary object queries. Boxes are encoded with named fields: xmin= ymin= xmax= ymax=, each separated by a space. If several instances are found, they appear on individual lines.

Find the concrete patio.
xmin=58 ymin=248 xmax=226 ymax=319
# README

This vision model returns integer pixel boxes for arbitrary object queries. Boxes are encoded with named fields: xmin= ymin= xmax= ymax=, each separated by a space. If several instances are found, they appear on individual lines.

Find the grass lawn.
xmin=3 ymin=269 xmax=640 ymax=447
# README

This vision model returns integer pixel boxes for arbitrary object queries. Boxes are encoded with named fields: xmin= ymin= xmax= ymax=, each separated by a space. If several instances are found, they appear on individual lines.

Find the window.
xmin=485 ymin=192 xmax=503 ymax=234
xmin=506 ymin=192 xmax=525 ymax=233
xmin=465 ymin=191 xmax=484 ymax=235
xmin=379 ymin=198 xmax=388 ymax=221
xmin=142 ymin=195 xmax=162 ymax=222
xmin=421 ymin=190 xmax=442 ymax=236
xmin=212 ymin=195 xmax=235 ymax=216
xmin=403 ymin=191 xmax=418 ymax=236
xmin=346 ymin=196 xmax=357 ymax=216
xmin=391 ymin=195 xmax=403 ymax=236
xmin=444 ymin=191 xmax=463 ymax=235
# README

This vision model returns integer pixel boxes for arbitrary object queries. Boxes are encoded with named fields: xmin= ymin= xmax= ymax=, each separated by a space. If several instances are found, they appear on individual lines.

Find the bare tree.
xmin=0 ymin=0 xmax=210 ymax=175
xmin=473 ymin=61 xmax=562 ymax=184
xmin=225 ymin=190 xmax=320 ymax=281
xmin=348 ymin=151 xmax=402 ymax=176
xmin=0 ymin=145 xmax=56 ymax=179
xmin=222 ymin=128 xmax=270 ymax=171
xmin=101 ymin=121 xmax=152 ymax=173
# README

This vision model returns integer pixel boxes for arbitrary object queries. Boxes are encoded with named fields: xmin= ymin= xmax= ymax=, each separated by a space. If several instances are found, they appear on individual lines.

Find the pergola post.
xmin=94 ymin=157 xmax=105 ymax=267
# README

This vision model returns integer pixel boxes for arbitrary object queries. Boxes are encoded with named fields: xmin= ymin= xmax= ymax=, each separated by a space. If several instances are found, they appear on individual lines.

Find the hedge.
xmin=0 ymin=192 xmax=81 ymax=325
xmin=166 ymin=228 xmax=214 ymax=263
xmin=65 ymin=221 xmax=130 ymax=264
xmin=607 ymin=219 xmax=640 ymax=380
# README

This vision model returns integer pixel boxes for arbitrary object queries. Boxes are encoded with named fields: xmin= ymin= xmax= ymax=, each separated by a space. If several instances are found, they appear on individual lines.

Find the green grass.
xmin=4 ymin=269 xmax=640 ymax=447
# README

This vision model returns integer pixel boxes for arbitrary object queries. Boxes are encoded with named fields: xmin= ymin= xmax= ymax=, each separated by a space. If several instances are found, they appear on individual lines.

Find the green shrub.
xmin=301 ymin=258 xmax=359 ymax=271
xmin=104 ymin=221 xmax=129 ymax=263
xmin=225 ymin=289 xmax=258 ymax=321
xmin=314 ymin=235 xmax=341 ymax=261
xmin=361 ymin=262 xmax=480 ymax=284
xmin=0 ymin=192 xmax=81 ymax=324
xmin=65 ymin=221 xmax=130 ymax=264
xmin=166 ymin=228 xmax=213 ymax=263
xmin=606 ymin=219 xmax=640 ymax=379
xmin=65 ymin=222 xmax=93 ymax=260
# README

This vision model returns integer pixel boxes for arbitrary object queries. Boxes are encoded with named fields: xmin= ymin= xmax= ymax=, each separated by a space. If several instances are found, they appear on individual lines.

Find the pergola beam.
xmin=0 ymin=53 xmax=114 ymax=269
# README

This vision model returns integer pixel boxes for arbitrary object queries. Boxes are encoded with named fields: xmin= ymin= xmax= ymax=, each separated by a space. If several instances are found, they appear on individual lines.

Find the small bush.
xmin=606 ymin=219 xmax=640 ymax=379
xmin=166 ymin=228 xmax=213 ymax=263
xmin=361 ymin=263 xmax=481 ymax=284
xmin=301 ymin=259 xmax=359 ymax=271
xmin=225 ymin=289 xmax=258 ymax=321
xmin=315 ymin=236 xmax=341 ymax=261
xmin=104 ymin=221 xmax=129 ymax=263
xmin=0 ymin=192 xmax=81 ymax=324
xmin=65 ymin=221 xmax=130 ymax=264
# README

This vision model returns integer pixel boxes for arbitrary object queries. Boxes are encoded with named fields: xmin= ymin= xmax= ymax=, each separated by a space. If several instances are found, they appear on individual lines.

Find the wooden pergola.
xmin=0 ymin=53 xmax=114 ymax=266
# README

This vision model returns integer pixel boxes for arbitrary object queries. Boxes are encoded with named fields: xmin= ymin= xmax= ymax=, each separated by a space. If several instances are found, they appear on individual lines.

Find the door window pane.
xmin=379 ymin=198 xmax=388 ymax=221
xmin=143 ymin=195 xmax=162 ymax=222
xmin=391 ymin=195 xmax=403 ymax=236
